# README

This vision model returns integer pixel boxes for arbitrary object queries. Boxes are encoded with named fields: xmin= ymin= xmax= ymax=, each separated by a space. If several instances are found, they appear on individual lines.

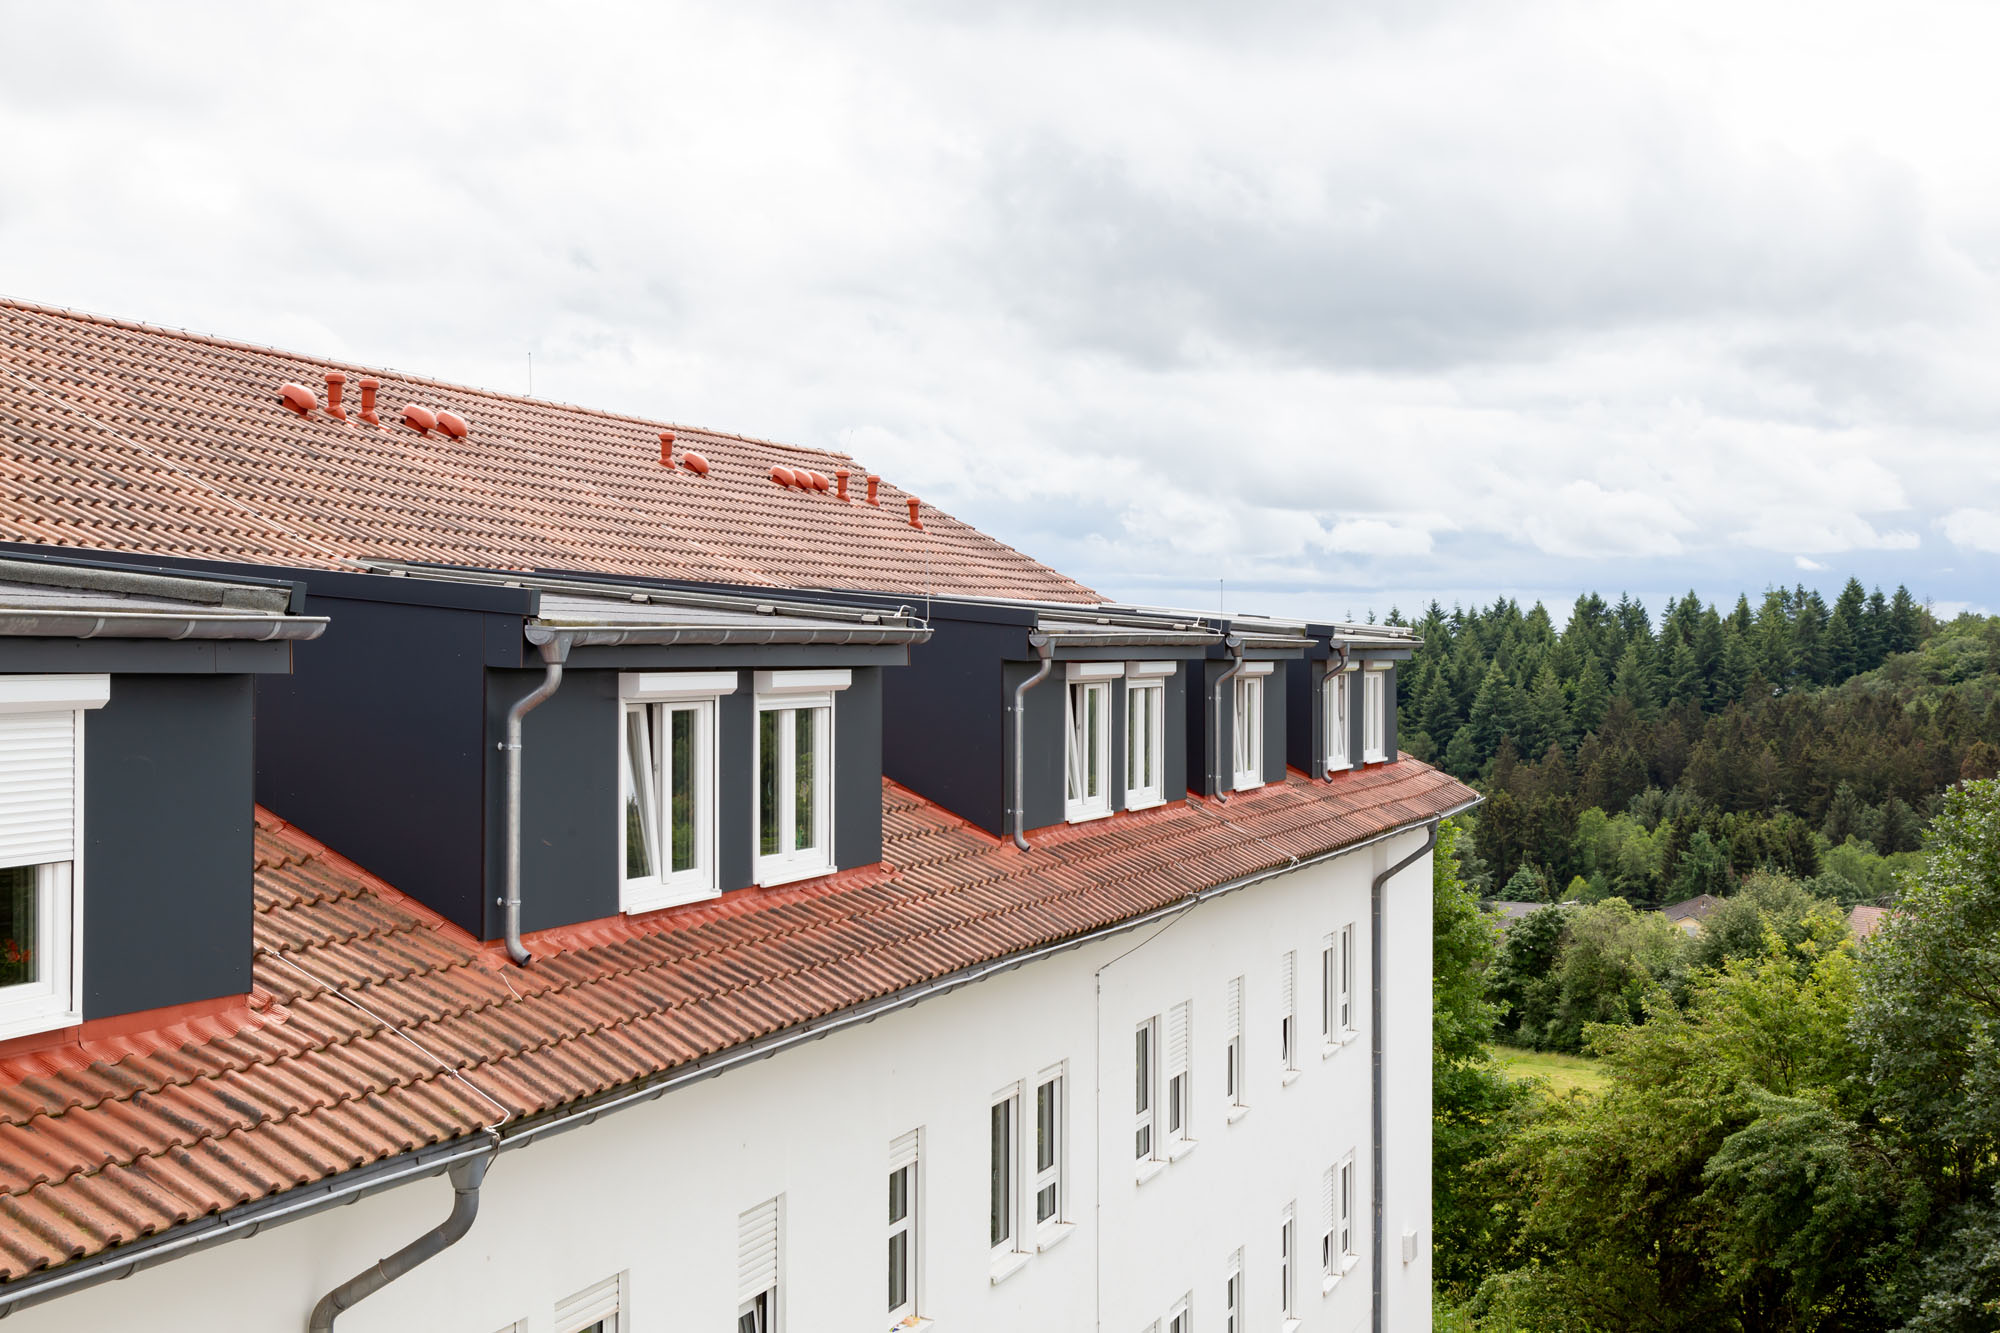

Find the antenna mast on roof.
xmin=527 ymin=352 xmax=533 ymax=397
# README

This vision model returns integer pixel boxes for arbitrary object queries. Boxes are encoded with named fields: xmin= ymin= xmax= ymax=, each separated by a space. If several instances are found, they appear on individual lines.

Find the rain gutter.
xmin=523 ymin=623 xmax=929 ymax=649
xmin=0 ymin=611 xmax=328 ymax=641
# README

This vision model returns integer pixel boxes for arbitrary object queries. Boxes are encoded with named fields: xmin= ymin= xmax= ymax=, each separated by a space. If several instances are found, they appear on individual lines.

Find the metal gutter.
xmin=1372 ymin=820 xmax=1441 ymax=1333
xmin=0 ymin=610 xmax=328 ymax=641
xmin=1011 ymin=632 xmax=1054 ymax=850
xmin=1035 ymin=630 xmax=1220 ymax=650
xmin=0 ymin=796 xmax=1478 ymax=1319
xmin=523 ymin=623 xmax=929 ymax=649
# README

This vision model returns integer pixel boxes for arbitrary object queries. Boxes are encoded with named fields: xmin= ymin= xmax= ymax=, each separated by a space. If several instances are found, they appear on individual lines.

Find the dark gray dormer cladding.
xmin=1279 ymin=622 xmax=1420 ymax=779
xmin=0 ymin=551 xmax=324 ymax=1030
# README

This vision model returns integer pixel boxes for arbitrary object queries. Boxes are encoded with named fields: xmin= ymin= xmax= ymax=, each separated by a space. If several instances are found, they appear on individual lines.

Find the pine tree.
xmin=1888 ymin=585 xmax=1924 ymax=655
xmin=1612 ymin=642 xmax=1660 ymax=720
xmin=1822 ymin=782 xmax=1868 ymax=845
xmin=1522 ymin=662 xmax=1573 ymax=755
xmin=1828 ymin=577 xmax=1867 ymax=680
xmin=1468 ymin=660 xmax=1524 ymax=763
xmin=1792 ymin=588 xmax=1832 ymax=685
xmin=1862 ymin=587 xmax=1891 ymax=669
xmin=1754 ymin=589 xmax=1794 ymax=688
xmin=1571 ymin=656 xmax=1610 ymax=735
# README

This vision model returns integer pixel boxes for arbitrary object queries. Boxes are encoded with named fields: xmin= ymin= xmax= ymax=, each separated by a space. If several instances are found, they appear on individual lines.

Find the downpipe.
xmin=503 ymin=636 xmax=570 ymax=965
xmin=1012 ymin=632 xmax=1053 ymax=851
xmin=1372 ymin=819 xmax=1438 ymax=1333
xmin=306 ymin=1142 xmax=496 ymax=1332
xmin=1212 ymin=636 xmax=1246 ymax=803
xmin=1322 ymin=645 xmax=1350 ymax=782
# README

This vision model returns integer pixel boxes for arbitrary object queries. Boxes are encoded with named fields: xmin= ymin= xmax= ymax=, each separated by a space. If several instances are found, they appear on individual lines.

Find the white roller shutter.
xmin=1226 ymin=976 xmax=1243 ymax=1040
xmin=1324 ymin=1166 xmax=1337 ymax=1236
xmin=738 ymin=1197 xmax=780 ymax=1303
xmin=0 ymin=710 xmax=78 ymax=870
xmin=1280 ymin=951 xmax=1296 ymax=1019
xmin=889 ymin=1129 xmax=920 ymax=1173
xmin=1166 ymin=1001 xmax=1190 ymax=1078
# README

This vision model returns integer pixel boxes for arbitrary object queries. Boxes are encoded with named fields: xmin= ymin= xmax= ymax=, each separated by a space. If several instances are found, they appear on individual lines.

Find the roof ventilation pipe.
xmin=278 ymin=383 xmax=316 ymax=417
xmin=357 ymin=377 xmax=380 ymax=425
xmin=866 ymin=475 xmax=880 ymax=505
xmin=323 ymin=373 xmax=347 ymax=421
xmin=1011 ymin=632 xmax=1054 ymax=851
xmin=907 ymin=497 xmax=922 ymax=529
xmin=1373 ymin=819 xmax=1439 ymax=1333
xmin=306 ymin=1138 xmax=497 ymax=1332
xmin=501 ymin=635 xmax=571 ymax=966
xmin=836 ymin=469 xmax=850 ymax=501
xmin=1213 ymin=635 xmax=1246 ymax=803
xmin=1323 ymin=644 xmax=1350 ymax=782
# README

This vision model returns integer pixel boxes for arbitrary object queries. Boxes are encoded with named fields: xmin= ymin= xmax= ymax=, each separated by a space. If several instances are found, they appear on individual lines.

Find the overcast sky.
xmin=5 ymin=1 xmax=1999 ymax=622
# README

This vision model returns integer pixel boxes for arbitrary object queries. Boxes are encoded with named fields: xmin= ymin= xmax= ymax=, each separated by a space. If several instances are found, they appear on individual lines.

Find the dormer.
xmin=0 ymin=553 xmax=323 ymax=1042
xmin=1287 ymin=621 xmax=1422 ymax=779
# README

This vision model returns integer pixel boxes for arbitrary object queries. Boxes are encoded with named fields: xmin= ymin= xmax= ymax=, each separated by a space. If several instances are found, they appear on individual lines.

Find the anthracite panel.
xmin=485 ymin=667 xmax=621 ymax=937
xmin=1163 ymin=665 xmax=1189 ymax=799
xmin=886 ymin=625 xmax=1015 ymax=837
xmin=717 ymin=675 xmax=755 ymax=894
xmin=835 ymin=668 xmax=884 ymax=866
xmin=1109 ymin=677 xmax=1128 ymax=813
xmin=1348 ymin=669 xmax=1367 ymax=773
xmin=1003 ymin=659 xmax=1067 ymax=835
xmin=82 ymin=674 xmax=255 ymax=1018
xmin=255 ymin=594 xmax=491 ymax=938
xmin=1264 ymin=662 xmax=1288 ymax=784
xmin=1288 ymin=656 xmax=1317 ymax=778
xmin=1383 ymin=665 xmax=1399 ymax=762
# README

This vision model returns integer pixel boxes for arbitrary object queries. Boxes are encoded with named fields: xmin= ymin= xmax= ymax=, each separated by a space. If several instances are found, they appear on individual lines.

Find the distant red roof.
xmin=0 ymin=762 xmax=1473 ymax=1282
xmin=0 ymin=299 xmax=1096 ymax=603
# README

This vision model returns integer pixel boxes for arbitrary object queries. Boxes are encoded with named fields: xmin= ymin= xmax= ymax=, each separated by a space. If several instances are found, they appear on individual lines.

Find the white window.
xmin=1322 ymin=1166 xmax=1338 ymax=1285
xmin=1135 ymin=1017 xmax=1158 ymax=1161
xmin=0 ymin=676 xmax=106 ymax=1043
xmin=1125 ymin=662 xmax=1172 ymax=810
xmin=1279 ymin=950 xmax=1297 ymax=1076
xmin=1340 ymin=1154 xmax=1356 ymax=1268
xmin=1065 ymin=662 xmax=1119 ymax=821
xmin=738 ymin=1197 xmax=780 ymax=1333
xmin=1167 ymin=1295 xmax=1191 ymax=1333
xmin=618 ymin=672 xmax=732 ymax=912
xmin=889 ymin=1131 xmax=920 ymax=1324
xmin=1224 ymin=975 xmax=1246 ymax=1113
xmin=1225 ymin=1250 xmax=1242 ymax=1333
xmin=1034 ymin=1068 xmax=1065 ymax=1232
xmin=991 ymin=1087 xmax=1021 ymax=1258
xmin=555 ymin=1274 xmax=627 ymax=1333
xmin=1280 ymin=1204 xmax=1297 ymax=1320
xmin=1322 ymin=926 xmax=1354 ymax=1049
xmin=1165 ymin=1000 xmax=1192 ymax=1150
xmin=1362 ymin=667 xmax=1387 ymax=763
xmin=1324 ymin=668 xmax=1351 ymax=771
xmin=1232 ymin=662 xmax=1271 ymax=791
xmin=754 ymin=670 xmax=847 ymax=886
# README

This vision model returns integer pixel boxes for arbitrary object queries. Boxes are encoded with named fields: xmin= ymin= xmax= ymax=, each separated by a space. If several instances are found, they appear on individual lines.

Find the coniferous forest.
xmin=1417 ymin=579 xmax=2000 ymax=1332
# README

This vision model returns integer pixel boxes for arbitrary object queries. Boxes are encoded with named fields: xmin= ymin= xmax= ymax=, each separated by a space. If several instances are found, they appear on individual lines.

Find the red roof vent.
xmin=907 ymin=497 xmax=922 ymax=529
xmin=771 ymin=466 xmax=795 ymax=487
xmin=659 ymin=431 xmax=675 ymax=467
xmin=402 ymin=404 xmax=436 ymax=435
xmin=357 ymin=377 xmax=380 ymax=425
xmin=323 ymin=373 xmax=347 ymax=421
xmin=435 ymin=410 xmax=469 ymax=439
xmin=835 ymin=469 xmax=850 ymax=501
xmin=682 ymin=451 xmax=709 ymax=475
xmin=811 ymin=472 xmax=830 ymax=492
xmin=278 ymin=383 xmax=316 ymax=417
xmin=867 ymin=475 xmax=880 ymax=506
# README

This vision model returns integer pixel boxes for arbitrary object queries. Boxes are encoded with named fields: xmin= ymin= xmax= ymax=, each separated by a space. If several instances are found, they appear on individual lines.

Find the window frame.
xmin=1167 ymin=1294 xmax=1191 ymax=1333
xmin=1339 ymin=1152 xmax=1357 ymax=1271
xmin=753 ymin=670 xmax=848 ymax=887
xmin=1324 ymin=667 xmax=1351 ymax=771
xmin=1135 ymin=1016 xmax=1159 ymax=1163
xmin=554 ymin=1272 xmax=627 ymax=1333
xmin=1280 ymin=1204 xmax=1297 ymax=1319
xmin=0 ymin=675 xmax=106 ymax=1043
xmin=1164 ymin=999 xmax=1192 ymax=1151
xmin=1225 ymin=1250 xmax=1242 ymax=1333
xmin=1225 ymin=974 xmax=1246 ymax=1115
xmin=1279 ymin=950 xmax=1298 ymax=1077
xmin=1361 ymin=667 xmax=1387 ymax=763
xmin=990 ymin=1085 xmax=1024 ymax=1262
xmin=1033 ymin=1065 xmax=1066 ymax=1237
xmin=1321 ymin=925 xmax=1355 ymax=1052
xmin=1231 ymin=662 xmax=1272 ymax=792
xmin=888 ymin=1132 xmax=920 ymax=1325
xmin=1123 ymin=662 xmax=1172 ymax=810
xmin=618 ymin=672 xmax=734 ymax=913
xmin=1064 ymin=662 xmax=1120 ymax=823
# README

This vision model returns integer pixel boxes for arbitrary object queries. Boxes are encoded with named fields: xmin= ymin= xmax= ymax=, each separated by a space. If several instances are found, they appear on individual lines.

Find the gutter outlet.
xmin=502 ymin=636 xmax=570 ymax=966
xmin=1212 ymin=636 xmax=1246 ymax=803
xmin=305 ymin=1142 xmax=496 ymax=1332
xmin=1012 ymin=632 xmax=1053 ymax=851
xmin=1372 ymin=819 xmax=1438 ymax=1333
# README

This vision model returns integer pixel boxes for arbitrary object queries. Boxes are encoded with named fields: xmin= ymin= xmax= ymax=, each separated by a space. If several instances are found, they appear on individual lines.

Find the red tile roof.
xmin=0 ymin=299 xmax=1096 ymax=603
xmin=0 ymin=762 xmax=1472 ymax=1283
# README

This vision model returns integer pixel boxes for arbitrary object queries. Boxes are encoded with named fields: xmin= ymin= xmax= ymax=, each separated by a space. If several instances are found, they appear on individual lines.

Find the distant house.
xmin=1662 ymin=894 xmax=1725 ymax=936
xmin=1485 ymin=900 xmax=1549 ymax=931
xmin=1848 ymin=904 xmax=1893 ymax=940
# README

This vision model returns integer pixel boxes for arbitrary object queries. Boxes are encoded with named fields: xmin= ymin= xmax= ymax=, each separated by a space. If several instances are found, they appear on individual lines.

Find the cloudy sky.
xmin=5 ymin=1 xmax=1999 ymax=621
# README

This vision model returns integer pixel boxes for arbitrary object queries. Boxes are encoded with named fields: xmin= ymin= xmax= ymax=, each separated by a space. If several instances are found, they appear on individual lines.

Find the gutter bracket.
xmin=1011 ymin=632 xmax=1054 ymax=851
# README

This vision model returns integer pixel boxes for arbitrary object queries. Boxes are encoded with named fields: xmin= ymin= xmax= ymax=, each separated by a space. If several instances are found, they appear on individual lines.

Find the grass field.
xmin=1493 ymin=1044 xmax=1609 ymax=1095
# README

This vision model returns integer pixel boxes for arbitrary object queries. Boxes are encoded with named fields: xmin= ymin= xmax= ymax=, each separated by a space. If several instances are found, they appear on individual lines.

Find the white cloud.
xmin=1939 ymin=508 xmax=2000 ymax=553
xmin=1795 ymin=556 xmax=1829 ymax=570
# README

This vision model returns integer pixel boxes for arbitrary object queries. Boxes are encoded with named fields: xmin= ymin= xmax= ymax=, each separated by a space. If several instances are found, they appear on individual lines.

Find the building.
xmin=0 ymin=299 xmax=1476 ymax=1332
xmin=1661 ymin=894 xmax=1724 ymax=936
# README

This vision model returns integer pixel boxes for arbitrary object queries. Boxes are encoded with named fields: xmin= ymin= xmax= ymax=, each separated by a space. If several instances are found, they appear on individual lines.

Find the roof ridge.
xmin=0 ymin=295 xmax=856 ymax=465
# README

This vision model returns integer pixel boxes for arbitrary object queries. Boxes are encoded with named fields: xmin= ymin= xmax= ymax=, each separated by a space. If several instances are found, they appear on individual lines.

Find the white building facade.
xmin=5 ymin=827 xmax=1435 ymax=1333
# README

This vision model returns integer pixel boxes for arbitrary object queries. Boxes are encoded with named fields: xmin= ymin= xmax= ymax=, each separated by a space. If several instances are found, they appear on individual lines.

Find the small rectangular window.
xmin=1340 ymin=1154 xmax=1356 ymax=1264
xmin=1362 ymin=669 xmax=1386 ymax=763
xmin=0 ymin=682 xmax=102 ymax=1043
xmin=1167 ymin=1295 xmax=1191 ymax=1333
xmin=1322 ymin=927 xmax=1354 ymax=1045
xmin=1034 ymin=1069 xmax=1065 ymax=1229
xmin=1279 ymin=951 xmax=1297 ymax=1074
xmin=1225 ymin=975 xmax=1245 ymax=1109
xmin=1324 ymin=669 xmax=1350 ymax=771
xmin=619 ymin=697 xmax=717 ymax=911
xmin=1280 ymin=1204 xmax=1296 ymax=1318
xmin=1225 ymin=1250 xmax=1242 ymax=1333
xmin=555 ymin=1274 xmax=625 ymax=1333
xmin=1232 ymin=672 xmax=1265 ymax=791
xmin=991 ymin=1091 xmax=1019 ymax=1254
xmin=1135 ymin=1018 xmax=1158 ymax=1160
xmin=1338 ymin=926 xmax=1354 ymax=1035
xmin=888 ymin=1131 xmax=920 ymax=1322
xmin=754 ymin=694 xmax=834 ymax=885
xmin=1125 ymin=662 xmax=1172 ymax=810
xmin=1066 ymin=666 xmax=1116 ymax=821
xmin=738 ymin=1197 xmax=780 ymax=1333
xmin=1165 ymin=1000 xmax=1192 ymax=1146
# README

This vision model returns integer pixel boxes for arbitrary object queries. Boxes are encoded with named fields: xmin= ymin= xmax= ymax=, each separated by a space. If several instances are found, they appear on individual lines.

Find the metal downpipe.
xmin=1012 ymin=632 xmax=1053 ymax=851
xmin=1372 ymin=818 xmax=1438 ymax=1333
xmin=306 ymin=1144 xmax=496 ymax=1332
xmin=1212 ymin=636 xmax=1246 ymax=803
xmin=1322 ymin=645 xmax=1350 ymax=783
xmin=503 ymin=637 xmax=570 ymax=966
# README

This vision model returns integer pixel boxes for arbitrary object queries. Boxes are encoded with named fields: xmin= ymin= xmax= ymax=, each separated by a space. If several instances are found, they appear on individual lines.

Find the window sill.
xmin=1280 ymin=1068 xmax=1301 ymax=1088
xmin=1064 ymin=806 xmax=1114 ymax=825
xmin=1281 ymin=1319 xmax=1302 ymax=1333
xmin=1322 ymin=1273 xmax=1341 ymax=1296
xmin=1036 ymin=1222 xmax=1076 ymax=1254
xmin=0 ymin=1005 xmax=80 ymax=1045
xmin=890 ymin=1318 xmax=934 ymax=1333
xmin=1167 ymin=1137 xmax=1199 ymax=1163
xmin=1226 ymin=1104 xmax=1251 ymax=1126
xmin=1231 ymin=778 xmax=1264 ymax=794
xmin=755 ymin=858 xmax=835 ymax=889
xmin=1124 ymin=794 xmax=1167 ymax=813
xmin=1134 ymin=1157 xmax=1167 ymax=1187
xmin=988 ymin=1250 xmax=1031 ymax=1286
xmin=1321 ymin=1041 xmax=1340 ymax=1061
xmin=621 ymin=881 xmax=719 ymax=915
